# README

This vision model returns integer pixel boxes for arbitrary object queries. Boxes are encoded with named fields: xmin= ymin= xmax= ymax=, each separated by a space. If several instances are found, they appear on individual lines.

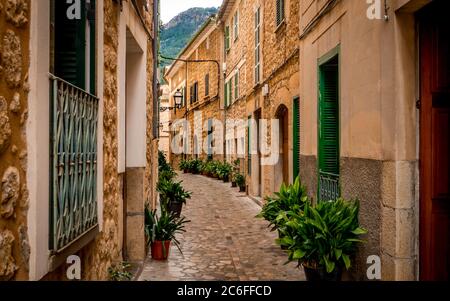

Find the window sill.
xmin=48 ymin=225 xmax=99 ymax=272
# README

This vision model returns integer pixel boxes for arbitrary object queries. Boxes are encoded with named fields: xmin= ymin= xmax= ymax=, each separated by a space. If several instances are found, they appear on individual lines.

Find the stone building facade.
xmin=165 ymin=18 xmax=223 ymax=168
xmin=218 ymin=0 xmax=300 ymax=201
xmin=0 ymin=0 xmax=159 ymax=280
xmin=298 ymin=0 xmax=449 ymax=280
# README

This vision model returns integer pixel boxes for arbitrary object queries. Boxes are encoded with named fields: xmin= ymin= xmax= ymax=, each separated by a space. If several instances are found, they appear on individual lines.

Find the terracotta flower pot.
xmin=231 ymin=181 xmax=237 ymax=187
xmin=239 ymin=186 xmax=246 ymax=192
xmin=151 ymin=240 xmax=171 ymax=260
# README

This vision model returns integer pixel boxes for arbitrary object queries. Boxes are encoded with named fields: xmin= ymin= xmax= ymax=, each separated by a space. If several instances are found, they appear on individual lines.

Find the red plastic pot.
xmin=151 ymin=240 xmax=171 ymax=260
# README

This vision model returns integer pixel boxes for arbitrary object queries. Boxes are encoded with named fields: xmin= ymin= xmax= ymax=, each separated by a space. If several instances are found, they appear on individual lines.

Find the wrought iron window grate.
xmin=319 ymin=171 xmax=340 ymax=202
xmin=50 ymin=75 xmax=99 ymax=252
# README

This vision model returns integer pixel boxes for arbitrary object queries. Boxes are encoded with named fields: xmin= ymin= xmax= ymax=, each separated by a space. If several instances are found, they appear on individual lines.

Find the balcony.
xmin=49 ymin=75 xmax=99 ymax=253
xmin=319 ymin=171 xmax=340 ymax=202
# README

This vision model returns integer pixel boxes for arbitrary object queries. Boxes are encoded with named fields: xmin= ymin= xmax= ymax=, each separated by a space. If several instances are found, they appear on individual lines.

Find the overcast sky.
xmin=160 ymin=0 xmax=223 ymax=24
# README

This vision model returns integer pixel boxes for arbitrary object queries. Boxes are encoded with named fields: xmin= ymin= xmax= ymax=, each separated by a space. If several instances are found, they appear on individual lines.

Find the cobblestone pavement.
xmin=139 ymin=173 xmax=305 ymax=281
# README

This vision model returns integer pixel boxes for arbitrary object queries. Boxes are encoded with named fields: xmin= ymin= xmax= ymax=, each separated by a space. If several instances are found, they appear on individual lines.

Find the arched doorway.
xmin=275 ymin=104 xmax=289 ymax=189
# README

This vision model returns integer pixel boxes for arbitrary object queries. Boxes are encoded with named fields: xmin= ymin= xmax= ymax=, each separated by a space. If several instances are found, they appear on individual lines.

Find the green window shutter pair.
xmin=318 ymin=55 xmax=340 ymax=202
xmin=293 ymin=97 xmax=300 ymax=178
xmin=225 ymin=26 xmax=230 ymax=51
xmin=55 ymin=0 xmax=86 ymax=89
xmin=54 ymin=0 xmax=96 ymax=94
xmin=234 ymin=72 xmax=239 ymax=100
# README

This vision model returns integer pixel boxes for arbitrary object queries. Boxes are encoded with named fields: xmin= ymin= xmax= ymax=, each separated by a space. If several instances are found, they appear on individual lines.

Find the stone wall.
xmin=0 ymin=0 xmax=30 ymax=281
xmin=167 ymin=23 xmax=223 ymax=164
xmin=247 ymin=0 xmax=300 ymax=198
xmin=145 ymin=2 xmax=158 ymax=209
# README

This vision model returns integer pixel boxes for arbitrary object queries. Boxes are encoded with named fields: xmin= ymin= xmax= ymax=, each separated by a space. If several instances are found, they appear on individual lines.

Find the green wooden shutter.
xmin=205 ymin=74 xmax=209 ymax=96
xmin=318 ymin=56 xmax=340 ymax=201
xmin=55 ymin=0 xmax=86 ymax=89
xmin=276 ymin=0 xmax=285 ymax=26
xmin=88 ymin=0 xmax=96 ymax=94
xmin=194 ymin=82 xmax=198 ymax=102
xmin=234 ymin=72 xmax=239 ymax=100
xmin=229 ymin=79 xmax=233 ymax=103
xmin=247 ymin=116 xmax=252 ymax=175
xmin=293 ymin=97 xmax=300 ymax=178
xmin=224 ymin=81 xmax=228 ymax=107
xmin=319 ymin=62 xmax=339 ymax=175
xmin=225 ymin=26 xmax=230 ymax=51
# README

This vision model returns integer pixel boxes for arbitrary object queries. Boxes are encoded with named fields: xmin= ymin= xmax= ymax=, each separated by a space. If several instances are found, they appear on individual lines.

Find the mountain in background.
xmin=160 ymin=7 xmax=218 ymax=70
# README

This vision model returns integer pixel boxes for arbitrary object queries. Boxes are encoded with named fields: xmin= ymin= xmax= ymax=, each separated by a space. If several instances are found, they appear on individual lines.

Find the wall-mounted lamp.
xmin=160 ymin=89 xmax=183 ymax=112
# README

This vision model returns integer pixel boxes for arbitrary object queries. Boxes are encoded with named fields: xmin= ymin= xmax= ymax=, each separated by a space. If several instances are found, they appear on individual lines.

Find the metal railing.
xmin=50 ymin=75 xmax=99 ymax=252
xmin=319 ymin=171 xmax=340 ymax=202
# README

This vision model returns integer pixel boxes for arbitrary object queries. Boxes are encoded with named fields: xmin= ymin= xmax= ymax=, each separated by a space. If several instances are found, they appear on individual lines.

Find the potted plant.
xmin=257 ymin=176 xmax=309 ymax=231
xmin=158 ymin=151 xmax=171 ymax=173
xmin=145 ymin=205 xmax=189 ymax=260
xmin=217 ymin=163 xmax=232 ymax=182
xmin=234 ymin=173 xmax=246 ymax=192
xmin=277 ymin=198 xmax=367 ymax=281
xmin=232 ymin=159 xmax=240 ymax=186
xmin=179 ymin=160 xmax=188 ymax=173
xmin=191 ymin=159 xmax=202 ymax=174
xmin=159 ymin=168 xmax=176 ymax=182
xmin=157 ymin=178 xmax=192 ymax=218
xmin=231 ymin=175 xmax=237 ymax=187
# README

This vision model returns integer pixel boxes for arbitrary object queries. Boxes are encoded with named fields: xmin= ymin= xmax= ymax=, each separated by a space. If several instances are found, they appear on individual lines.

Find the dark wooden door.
xmin=419 ymin=1 xmax=450 ymax=281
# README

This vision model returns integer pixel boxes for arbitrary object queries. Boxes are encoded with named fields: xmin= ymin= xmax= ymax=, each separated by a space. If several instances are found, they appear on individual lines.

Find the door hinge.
xmin=416 ymin=99 xmax=421 ymax=110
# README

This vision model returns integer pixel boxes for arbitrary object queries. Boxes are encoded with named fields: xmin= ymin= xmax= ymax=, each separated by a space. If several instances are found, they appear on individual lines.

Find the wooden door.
xmin=419 ymin=1 xmax=450 ymax=281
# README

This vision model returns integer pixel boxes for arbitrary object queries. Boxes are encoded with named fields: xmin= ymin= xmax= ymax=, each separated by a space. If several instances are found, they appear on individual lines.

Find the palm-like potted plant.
xmin=257 ymin=176 xmax=309 ymax=231
xmin=231 ymin=159 xmax=240 ymax=187
xmin=277 ymin=198 xmax=367 ymax=281
xmin=145 ymin=205 xmax=189 ymax=260
xmin=218 ymin=163 xmax=232 ymax=182
xmin=234 ymin=173 xmax=246 ymax=192
xmin=157 ymin=178 xmax=192 ymax=217
xmin=190 ymin=159 xmax=202 ymax=174
xmin=179 ymin=160 xmax=188 ymax=173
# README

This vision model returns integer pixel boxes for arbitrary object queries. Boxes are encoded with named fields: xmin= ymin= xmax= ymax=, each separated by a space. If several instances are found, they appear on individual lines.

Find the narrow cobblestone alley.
xmin=139 ymin=173 xmax=305 ymax=281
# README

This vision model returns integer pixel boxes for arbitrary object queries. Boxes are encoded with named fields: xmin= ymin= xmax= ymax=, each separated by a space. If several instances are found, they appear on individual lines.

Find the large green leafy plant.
xmin=179 ymin=160 xmax=188 ymax=171
xmin=157 ymin=178 xmax=192 ymax=206
xmin=277 ymin=198 xmax=367 ymax=274
xmin=216 ymin=162 xmax=232 ymax=180
xmin=233 ymin=173 xmax=245 ymax=187
xmin=158 ymin=151 xmax=171 ymax=173
xmin=257 ymin=176 xmax=309 ymax=231
xmin=145 ymin=204 xmax=189 ymax=254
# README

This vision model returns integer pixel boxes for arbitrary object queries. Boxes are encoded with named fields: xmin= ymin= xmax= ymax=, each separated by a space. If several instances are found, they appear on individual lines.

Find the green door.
xmin=318 ymin=55 xmax=340 ymax=201
xmin=293 ymin=97 xmax=300 ymax=179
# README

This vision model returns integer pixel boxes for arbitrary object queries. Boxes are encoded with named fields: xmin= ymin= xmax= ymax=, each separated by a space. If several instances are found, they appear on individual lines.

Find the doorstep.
xmin=247 ymin=195 xmax=264 ymax=207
